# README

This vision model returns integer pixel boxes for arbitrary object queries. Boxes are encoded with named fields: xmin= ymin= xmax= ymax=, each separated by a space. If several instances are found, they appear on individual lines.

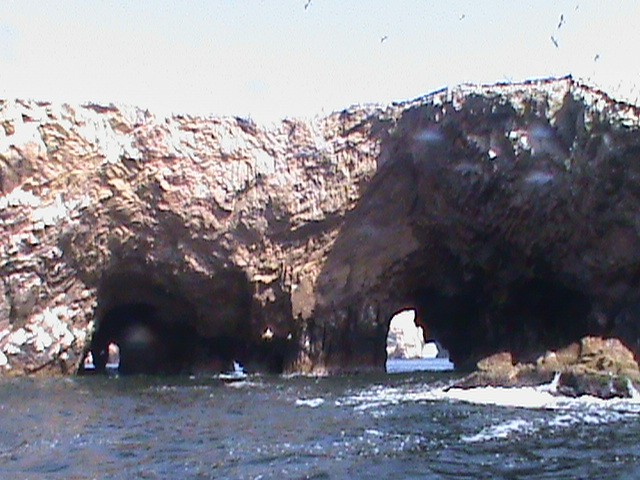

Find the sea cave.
xmin=84 ymin=264 xmax=288 ymax=375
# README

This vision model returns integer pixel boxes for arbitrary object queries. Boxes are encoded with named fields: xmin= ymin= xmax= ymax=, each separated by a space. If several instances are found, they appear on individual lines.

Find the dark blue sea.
xmin=1 ymin=366 xmax=639 ymax=479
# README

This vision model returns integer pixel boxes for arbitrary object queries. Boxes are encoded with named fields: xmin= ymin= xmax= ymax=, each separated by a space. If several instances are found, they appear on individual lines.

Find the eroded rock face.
xmin=1 ymin=77 xmax=640 ymax=376
xmin=0 ymin=98 xmax=396 ymax=374
xmin=312 ymin=78 xmax=640 ymax=372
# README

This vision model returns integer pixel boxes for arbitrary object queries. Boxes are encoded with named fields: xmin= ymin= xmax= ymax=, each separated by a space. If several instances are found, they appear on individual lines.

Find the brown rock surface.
xmin=0 ymin=97 xmax=399 ymax=374
xmin=457 ymin=336 xmax=640 ymax=398
xmin=1 ymin=77 xmax=640 ymax=376
xmin=477 ymin=352 xmax=516 ymax=375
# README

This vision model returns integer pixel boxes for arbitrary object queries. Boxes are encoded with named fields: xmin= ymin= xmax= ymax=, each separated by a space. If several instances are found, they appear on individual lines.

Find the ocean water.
xmin=1 ymin=370 xmax=639 ymax=479
xmin=386 ymin=357 xmax=455 ymax=373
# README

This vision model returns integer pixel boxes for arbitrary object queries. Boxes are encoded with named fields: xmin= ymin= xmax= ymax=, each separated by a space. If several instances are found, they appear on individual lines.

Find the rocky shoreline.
xmin=452 ymin=337 xmax=640 ymax=399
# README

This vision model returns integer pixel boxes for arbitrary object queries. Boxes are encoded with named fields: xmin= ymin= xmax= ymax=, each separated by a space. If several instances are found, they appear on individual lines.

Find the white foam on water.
xmin=461 ymin=403 xmax=638 ymax=443
xmin=460 ymin=400 xmax=638 ymax=444
xmin=461 ymin=418 xmax=536 ymax=443
xmin=342 ymin=374 xmax=640 ymax=413
xmin=337 ymin=383 xmax=439 ymax=411
xmin=439 ymin=385 xmax=560 ymax=409
xmin=337 ymin=376 xmax=640 ymax=443
xmin=225 ymin=380 xmax=260 ymax=389
xmin=295 ymin=397 xmax=325 ymax=408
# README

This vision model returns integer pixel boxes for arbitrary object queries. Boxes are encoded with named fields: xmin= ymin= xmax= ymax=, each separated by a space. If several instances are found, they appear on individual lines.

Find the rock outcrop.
xmin=2 ymin=76 xmax=640 ymax=376
xmin=454 ymin=337 xmax=640 ymax=399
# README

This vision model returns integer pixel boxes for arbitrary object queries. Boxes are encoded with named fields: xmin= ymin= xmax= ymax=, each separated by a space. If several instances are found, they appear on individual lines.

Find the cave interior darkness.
xmin=84 ymin=246 xmax=600 ymax=376
xmin=83 ymin=268 xmax=288 ymax=376
xmin=402 ymin=274 xmax=596 ymax=369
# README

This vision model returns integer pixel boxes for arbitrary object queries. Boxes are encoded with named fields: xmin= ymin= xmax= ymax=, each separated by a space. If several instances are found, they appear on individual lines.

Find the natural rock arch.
xmin=307 ymin=79 xmax=640 ymax=373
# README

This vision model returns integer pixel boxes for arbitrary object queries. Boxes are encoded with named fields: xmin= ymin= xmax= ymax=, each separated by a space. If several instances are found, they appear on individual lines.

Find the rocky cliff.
xmin=1 ymin=76 xmax=640 ymax=376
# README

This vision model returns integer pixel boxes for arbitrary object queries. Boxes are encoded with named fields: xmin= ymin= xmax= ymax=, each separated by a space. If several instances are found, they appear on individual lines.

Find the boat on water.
xmin=218 ymin=361 xmax=247 ymax=383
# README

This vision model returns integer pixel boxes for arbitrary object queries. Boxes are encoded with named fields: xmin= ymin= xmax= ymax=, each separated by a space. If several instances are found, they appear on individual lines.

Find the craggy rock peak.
xmin=1 ymin=76 xmax=640 ymax=376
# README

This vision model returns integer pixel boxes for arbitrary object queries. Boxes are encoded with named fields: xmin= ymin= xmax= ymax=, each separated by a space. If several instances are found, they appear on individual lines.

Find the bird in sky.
xmin=550 ymin=35 xmax=559 ymax=48
xmin=557 ymin=14 xmax=565 ymax=29
xmin=304 ymin=0 xmax=311 ymax=10
xmin=380 ymin=35 xmax=388 ymax=43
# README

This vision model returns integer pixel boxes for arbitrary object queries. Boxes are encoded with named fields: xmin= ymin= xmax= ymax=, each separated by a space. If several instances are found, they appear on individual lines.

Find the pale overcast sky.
xmin=0 ymin=1 xmax=638 ymax=122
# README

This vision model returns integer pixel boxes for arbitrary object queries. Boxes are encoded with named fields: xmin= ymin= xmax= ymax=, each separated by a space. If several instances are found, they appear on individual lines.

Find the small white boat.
xmin=218 ymin=361 xmax=247 ymax=382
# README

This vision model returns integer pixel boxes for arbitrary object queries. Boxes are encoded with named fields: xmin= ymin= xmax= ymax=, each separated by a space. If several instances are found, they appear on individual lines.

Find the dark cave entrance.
xmin=408 ymin=275 xmax=595 ymax=369
xmin=88 ymin=302 xmax=199 ymax=375
xmin=82 ymin=267 xmax=285 ymax=376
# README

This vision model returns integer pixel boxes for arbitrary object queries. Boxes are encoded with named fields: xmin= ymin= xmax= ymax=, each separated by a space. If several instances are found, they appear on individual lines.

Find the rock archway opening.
xmin=84 ymin=270 xmax=202 ymax=375
xmin=386 ymin=309 xmax=435 ymax=359
xmin=385 ymin=308 xmax=454 ymax=373
xmin=82 ymin=267 xmax=284 ymax=375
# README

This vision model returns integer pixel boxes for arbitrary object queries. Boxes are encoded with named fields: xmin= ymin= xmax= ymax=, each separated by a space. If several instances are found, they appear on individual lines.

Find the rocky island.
xmin=2 ymin=76 xmax=640 ymax=392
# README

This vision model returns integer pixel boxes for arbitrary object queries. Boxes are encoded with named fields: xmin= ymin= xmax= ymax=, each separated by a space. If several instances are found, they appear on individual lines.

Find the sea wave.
xmin=461 ymin=418 xmax=536 ymax=443
xmin=295 ymin=397 xmax=325 ymax=408
xmin=339 ymin=375 xmax=640 ymax=411
xmin=337 ymin=377 xmax=640 ymax=443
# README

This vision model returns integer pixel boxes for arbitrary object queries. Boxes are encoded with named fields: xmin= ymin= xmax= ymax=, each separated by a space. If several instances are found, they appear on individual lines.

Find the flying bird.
xmin=550 ymin=35 xmax=559 ymax=48
xmin=304 ymin=0 xmax=311 ymax=10
xmin=557 ymin=14 xmax=565 ymax=29
xmin=594 ymin=54 xmax=600 ymax=62
xmin=380 ymin=35 xmax=388 ymax=43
